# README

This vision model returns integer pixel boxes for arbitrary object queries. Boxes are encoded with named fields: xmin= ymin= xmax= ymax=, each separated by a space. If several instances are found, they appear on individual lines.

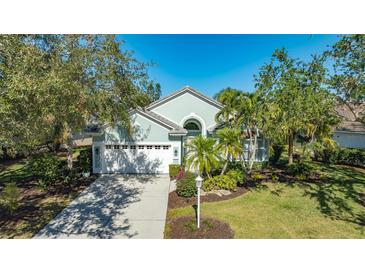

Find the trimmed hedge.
xmin=169 ymin=164 xmax=181 ymax=179
xmin=336 ymin=148 xmax=365 ymax=167
xmin=314 ymin=146 xmax=365 ymax=167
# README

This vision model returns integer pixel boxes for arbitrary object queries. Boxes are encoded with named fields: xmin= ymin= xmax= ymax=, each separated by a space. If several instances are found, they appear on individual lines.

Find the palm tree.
xmin=185 ymin=136 xmax=220 ymax=178
xmin=236 ymin=91 xmax=265 ymax=171
xmin=215 ymin=88 xmax=241 ymax=127
xmin=216 ymin=128 xmax=242 ymax=174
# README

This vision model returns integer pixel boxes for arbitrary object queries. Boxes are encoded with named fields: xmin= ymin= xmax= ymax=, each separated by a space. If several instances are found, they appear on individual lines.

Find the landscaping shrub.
xmin=251 ymin=161 xmax=268 ymax=171
xmin=269 ymin=144 xmax=284 ymax=165
xmin=28 ymin=153 xmax=62 ymax=187
xmin=251 ymin=172 xmax=265 ymax=181
xmin=169 ymin=164 xmax=181 ymax=179
xmin=202 ymin=175 xmax=236 ymax=192
xmin=0 ymin=182 xmax=20 ymax=214
xmin=176 ymin=171 xmax=196 ymax=197
xmin=287 ymin=162 xmax=314 ymax=178
xmin=336 ymin=148 xmax=365 ymax=167
xmin=313 ymin=142 xmax=365 ymax=167
xmin=312 ymin=140 xmax=339 ymax=163
xmin=78 ymin=149 xmax=91 ymax=173
xmin=226 ymin=169 xmax=245 ymax=185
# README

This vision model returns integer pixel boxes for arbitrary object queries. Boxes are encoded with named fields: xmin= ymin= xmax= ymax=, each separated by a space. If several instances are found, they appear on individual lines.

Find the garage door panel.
xmin=103 ymin=144 xmax=172 ymax=174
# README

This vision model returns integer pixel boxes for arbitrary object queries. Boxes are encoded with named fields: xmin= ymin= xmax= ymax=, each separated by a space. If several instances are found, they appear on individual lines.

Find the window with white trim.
xmin=105 ymin=145 xmax=112 ymax=149
xmin=163 ymin=145 xmax=169 ymax=150
xmin=155 ymin=145 xmax=161 ymax=150
xmin=138 ymin=145 xmax=144 ymax=149
xmin=130 ymin=145 xmax=136 ymax=150
xmin=121 ymin=145 xmax=128 ymax=149
xmin=114 ymin=145 xmax=120 ymax=149
xmin=147 ymin=145 xmax=152 ymax=150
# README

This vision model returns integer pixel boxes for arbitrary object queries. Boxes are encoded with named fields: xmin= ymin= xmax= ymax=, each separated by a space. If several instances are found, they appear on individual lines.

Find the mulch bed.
xmin=168 ymin=186 xmax=249 ymax=209
xmin=167 ymin=216 xmax=234 ymax=239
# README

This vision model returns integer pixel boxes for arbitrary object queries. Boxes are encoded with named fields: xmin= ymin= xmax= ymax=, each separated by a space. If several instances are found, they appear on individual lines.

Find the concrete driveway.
xmin=34 ymin=174 xmax=170 ymax=239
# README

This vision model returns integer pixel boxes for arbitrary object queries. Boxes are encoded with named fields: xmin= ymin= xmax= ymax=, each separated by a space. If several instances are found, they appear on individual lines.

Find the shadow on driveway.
xmin=35 ymin=174 xmax=168 ymax=239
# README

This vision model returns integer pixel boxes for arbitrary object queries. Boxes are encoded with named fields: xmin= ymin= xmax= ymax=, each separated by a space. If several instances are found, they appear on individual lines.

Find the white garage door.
xmin=103 ymin=144 xmax=174 ymax=174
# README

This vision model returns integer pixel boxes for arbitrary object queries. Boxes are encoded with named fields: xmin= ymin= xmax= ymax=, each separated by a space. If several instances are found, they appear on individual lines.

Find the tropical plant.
xmin=226 ymin=169 xmax=245 ymax=185
xmin=0 ymin=182 xmax=21 ymax=214
xmin=235 ymin=91 xmax=266 ymax=171
xmin=184 ymin=136 xmax=220 ymax=178
xmin=215 ymin=87 xmax=242 ymax=127
xmin=202 ymin=175 xmax=236 ymax=192
xmin=216 ymin=128 xmax=242 ymax=174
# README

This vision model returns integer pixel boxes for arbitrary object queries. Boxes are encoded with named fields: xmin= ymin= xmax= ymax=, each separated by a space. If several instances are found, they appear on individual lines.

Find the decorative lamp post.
xmin=195 ymin=175 xmax=203 ymax=229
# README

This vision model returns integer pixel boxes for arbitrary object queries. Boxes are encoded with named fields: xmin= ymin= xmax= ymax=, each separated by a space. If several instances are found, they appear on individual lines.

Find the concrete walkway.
xmin=34 ymin=174 xmax=170 ymax=239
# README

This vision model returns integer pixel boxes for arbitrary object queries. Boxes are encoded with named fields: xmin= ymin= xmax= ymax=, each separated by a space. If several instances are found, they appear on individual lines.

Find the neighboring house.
xmin=92 ymin=86 xmax=268 ymax=174
xmin=333 ymin=103 xmax=365 ymax=149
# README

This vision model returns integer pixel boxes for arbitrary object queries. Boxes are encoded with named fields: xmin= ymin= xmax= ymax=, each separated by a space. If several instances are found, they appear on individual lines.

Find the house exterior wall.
xmin=333 ymin=131 xmax=365 ymax=149
xmin=92 ymin=112 xmax=183 ymax=173
xmin=94 ymin=113 xmax=173 ymax=144
xmin=150 ymin=92 xmax=221 ymax=129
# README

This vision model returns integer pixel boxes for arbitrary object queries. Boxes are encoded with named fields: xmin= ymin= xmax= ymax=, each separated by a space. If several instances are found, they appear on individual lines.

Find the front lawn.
xmin=0 ymin=147 xmax=97 ymax=238
xmin=166 ymin=161 xmax=365 ymax=238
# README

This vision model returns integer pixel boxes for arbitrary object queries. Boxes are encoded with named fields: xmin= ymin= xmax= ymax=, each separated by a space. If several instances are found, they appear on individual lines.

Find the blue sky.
xmin=117 ymin=34 xmax=340 ymax=98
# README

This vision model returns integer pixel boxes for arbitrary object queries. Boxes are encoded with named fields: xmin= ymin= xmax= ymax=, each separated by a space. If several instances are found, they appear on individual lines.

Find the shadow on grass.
xmin=0 ymin=164 xmax=33 ymax=190
xmin=302 ymin=177 xmax=365 ymax=227
xmin=249 ymin=162 xmax=365 ymax=228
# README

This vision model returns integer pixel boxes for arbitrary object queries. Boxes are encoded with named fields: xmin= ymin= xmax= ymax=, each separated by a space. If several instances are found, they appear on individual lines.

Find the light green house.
xmin=92 ymin=86 xmax=268 ymax=173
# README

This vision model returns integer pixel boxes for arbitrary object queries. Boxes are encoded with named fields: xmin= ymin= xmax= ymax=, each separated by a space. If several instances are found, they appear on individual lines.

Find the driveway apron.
xmin=34 ymin=174 xmax=170 ymax=239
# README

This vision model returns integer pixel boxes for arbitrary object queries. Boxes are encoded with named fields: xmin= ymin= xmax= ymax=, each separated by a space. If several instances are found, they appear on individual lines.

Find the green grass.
xmin=167 ymin=161 xmax=365 ymax=238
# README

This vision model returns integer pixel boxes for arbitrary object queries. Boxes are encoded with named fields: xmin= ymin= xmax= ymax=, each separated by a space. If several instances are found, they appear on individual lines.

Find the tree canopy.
xmin=326 ymin=34 xmax=365 ymax=123
xmin=0 ymin=35 xmax=159 ymax=160
xmin=255 ymin=49 xmax=338 ymax=164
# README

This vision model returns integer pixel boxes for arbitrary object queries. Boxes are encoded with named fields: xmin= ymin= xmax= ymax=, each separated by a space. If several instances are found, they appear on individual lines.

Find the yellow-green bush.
xmin=169 ymin=164 xmax=181 ymax=179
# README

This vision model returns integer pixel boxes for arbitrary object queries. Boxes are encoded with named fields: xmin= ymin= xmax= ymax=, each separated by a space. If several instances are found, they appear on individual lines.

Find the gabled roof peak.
xmin=146 ymin=86 xmax=222 ymax=110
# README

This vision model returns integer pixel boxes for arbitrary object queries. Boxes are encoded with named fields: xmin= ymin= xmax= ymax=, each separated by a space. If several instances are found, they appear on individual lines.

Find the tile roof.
xmin=335 ymin=103 xmax=365 ymax=133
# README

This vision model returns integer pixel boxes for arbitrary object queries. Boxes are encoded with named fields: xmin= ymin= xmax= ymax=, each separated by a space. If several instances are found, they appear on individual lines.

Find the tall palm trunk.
xmin=249 ymin=128 xmax=258 ymax=171
xmin=248 ymin=127 xmax=258 ymax=171
xmin=221 ymin=152 xmax=230 ymax=175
